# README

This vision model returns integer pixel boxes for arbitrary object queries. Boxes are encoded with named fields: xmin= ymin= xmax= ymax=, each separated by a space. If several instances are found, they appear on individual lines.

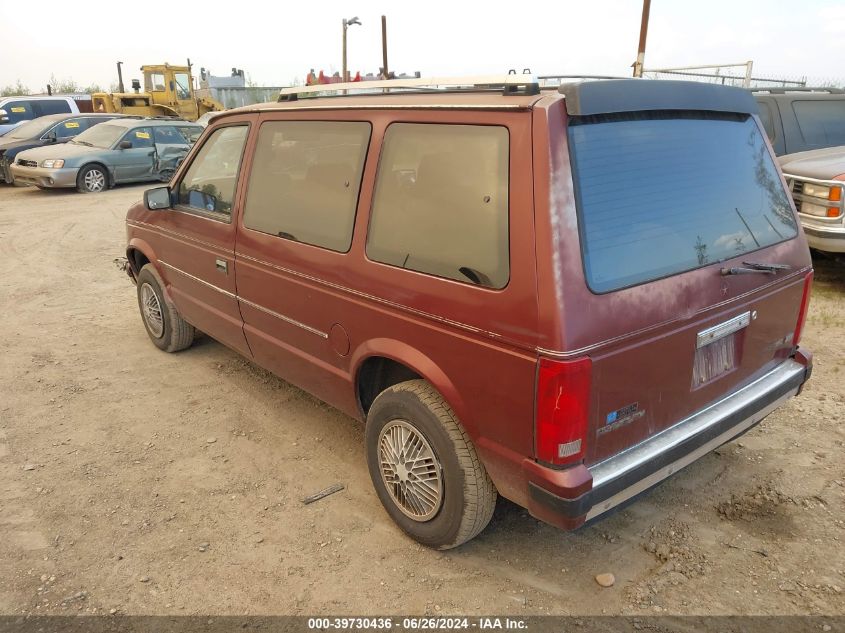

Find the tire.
xmin=76 ymin=164 xmax=108 ymax=193
xmin=135 ymin=264 xmax=195 ymax=352
xmin=365 ymin=380 xmax=496 ymax=549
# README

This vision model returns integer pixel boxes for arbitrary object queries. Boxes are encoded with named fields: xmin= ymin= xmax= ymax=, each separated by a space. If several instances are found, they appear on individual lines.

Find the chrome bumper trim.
xmin=585 ymin=359 xmax=805 ymax=520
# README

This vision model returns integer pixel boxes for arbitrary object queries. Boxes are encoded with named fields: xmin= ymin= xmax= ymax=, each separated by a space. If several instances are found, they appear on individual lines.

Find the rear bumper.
xmin=9 ymin=164 xmax=78 ymax=188
xmin=523 ymin=352 xmax=812 ymax=530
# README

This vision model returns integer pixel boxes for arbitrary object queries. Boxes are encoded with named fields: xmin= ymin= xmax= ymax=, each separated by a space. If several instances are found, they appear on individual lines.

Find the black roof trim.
xmin=559 ymin=79 xmax=759 ymax=116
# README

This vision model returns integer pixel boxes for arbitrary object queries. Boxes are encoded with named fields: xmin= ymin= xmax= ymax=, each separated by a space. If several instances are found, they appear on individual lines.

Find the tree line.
xmin=1 ymin=75 xmax=119 ymax=97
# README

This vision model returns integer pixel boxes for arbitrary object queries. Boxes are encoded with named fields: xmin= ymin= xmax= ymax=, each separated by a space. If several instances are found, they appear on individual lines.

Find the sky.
xmin=1 ymin=0 xmax=844 ymax=91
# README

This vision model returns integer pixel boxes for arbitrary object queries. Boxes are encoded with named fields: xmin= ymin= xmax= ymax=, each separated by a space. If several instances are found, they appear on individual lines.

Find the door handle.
xmin=215 ymin=258 xmax=228 ymax=274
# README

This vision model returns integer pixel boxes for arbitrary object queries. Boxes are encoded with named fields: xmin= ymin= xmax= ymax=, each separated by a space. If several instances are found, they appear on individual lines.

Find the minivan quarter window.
xmin=367 ymin=123 xmax=510 ymax=289
xmin=176 ymin=125 xmax=249 ymax=219
xmin=242 ymin=120 xmax=370 ymax=252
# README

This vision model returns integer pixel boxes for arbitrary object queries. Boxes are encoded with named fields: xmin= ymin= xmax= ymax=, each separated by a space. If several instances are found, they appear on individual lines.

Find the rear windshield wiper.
xmin=742 ymin=261 xmax=792 ymax=272
xmin=721 ymin=261 xmax=792 ymax=276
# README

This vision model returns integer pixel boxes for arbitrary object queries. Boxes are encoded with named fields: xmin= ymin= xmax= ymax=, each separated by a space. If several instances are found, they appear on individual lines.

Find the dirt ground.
xmin=0 ymin=183 xmax=843 ymax=618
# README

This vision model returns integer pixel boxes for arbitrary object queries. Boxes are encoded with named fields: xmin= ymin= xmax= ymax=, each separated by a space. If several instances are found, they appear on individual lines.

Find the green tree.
xmin=0 ymin=80 xmax=31 ymax=97
xmin=49 ymin=73 xmax=81 ymax=94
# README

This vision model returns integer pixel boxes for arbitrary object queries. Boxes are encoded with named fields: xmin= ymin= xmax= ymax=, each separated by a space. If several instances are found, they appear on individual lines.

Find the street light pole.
xmin=342 ymin=16 xmax=361 ymax=82
xmin=342 ymin=18 xmax=348 ymax=82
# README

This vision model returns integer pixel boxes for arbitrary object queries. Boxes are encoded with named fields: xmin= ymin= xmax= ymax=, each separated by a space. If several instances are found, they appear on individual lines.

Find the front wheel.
xmin=365 ymin=380 xmax=496 ymax=549
xmin=76 ymin=164 xmax=107 ymax=193
xmin=135 ymin=264 xmax=195 ymax=352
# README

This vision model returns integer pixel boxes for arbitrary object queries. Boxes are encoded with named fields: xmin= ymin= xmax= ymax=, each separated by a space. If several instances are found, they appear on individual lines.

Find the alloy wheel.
xmin=84 ymin=169 xmax=106 ymax=192
xmin=140 ymin=283 xmax=164 ymax=338
xmin=378 ymin=420 xmax=444 ymax=521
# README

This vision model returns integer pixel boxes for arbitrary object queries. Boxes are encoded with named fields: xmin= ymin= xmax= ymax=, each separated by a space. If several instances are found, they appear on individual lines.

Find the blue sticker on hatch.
xmin=599 ymin=402 xmax=644 ymax=436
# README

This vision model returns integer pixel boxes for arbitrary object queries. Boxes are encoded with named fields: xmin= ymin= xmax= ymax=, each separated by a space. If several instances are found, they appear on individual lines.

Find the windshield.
xmin=6 ymin=118 xmax=54 ymax=140
xmin=72 ymin=123 xmax=125 ymax=149
xmin=568 ymin=111 xmax=799 ymax=293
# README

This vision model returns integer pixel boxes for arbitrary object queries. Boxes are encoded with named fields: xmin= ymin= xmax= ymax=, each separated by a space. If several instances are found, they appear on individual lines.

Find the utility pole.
xmin=342 ymin=19 xmax=348 ymax=82
xmin=381 ymin=15 xmax=389 ymax=79
xmin=633 ymin=0 xmax=651 ymax=78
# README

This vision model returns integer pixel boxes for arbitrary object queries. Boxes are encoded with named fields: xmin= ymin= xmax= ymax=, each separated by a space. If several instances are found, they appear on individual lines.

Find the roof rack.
xmin=538 ymin=74 xmax=631 ymax=84
xmin=278 ymin=74 xmax=540 ymax=101
xmin=750 ymin=87 xmax=844 ymax=94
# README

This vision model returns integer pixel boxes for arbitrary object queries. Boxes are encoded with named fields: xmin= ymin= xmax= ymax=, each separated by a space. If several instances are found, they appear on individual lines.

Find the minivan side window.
xmin=242 ymin=121 xmax=371 ymax=252
xmin=34 ymin=100 xmax=72 ymax=116
xmin=177 ymin=125 xmax=249 ymax=219
xmin=366 ymin=123 xmax=510 ymax=289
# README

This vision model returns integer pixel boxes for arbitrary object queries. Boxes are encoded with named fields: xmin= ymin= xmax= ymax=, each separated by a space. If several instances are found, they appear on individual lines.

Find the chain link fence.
xmin=643 ymin=64 xmax=844 ymax=90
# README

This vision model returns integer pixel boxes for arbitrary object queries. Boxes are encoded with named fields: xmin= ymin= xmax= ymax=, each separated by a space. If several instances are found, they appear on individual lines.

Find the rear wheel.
xmin=365 ymin=380 xmax=496 ymax=549
xmin=136 ymin=264 xmax=194 ymax=352
xmin=76 ymin=164 xmax=107 ymax=193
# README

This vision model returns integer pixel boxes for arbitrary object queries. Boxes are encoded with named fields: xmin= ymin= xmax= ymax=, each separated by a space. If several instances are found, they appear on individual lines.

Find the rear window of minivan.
xmin=568 ymin=111 xmax=798 ymax=293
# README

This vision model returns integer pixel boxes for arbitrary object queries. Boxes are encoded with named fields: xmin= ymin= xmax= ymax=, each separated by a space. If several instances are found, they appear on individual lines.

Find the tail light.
xmin=535 ymin=356 xmax=592 ymax=466
xmin=793 ymin=270 xmax=813 ymax=346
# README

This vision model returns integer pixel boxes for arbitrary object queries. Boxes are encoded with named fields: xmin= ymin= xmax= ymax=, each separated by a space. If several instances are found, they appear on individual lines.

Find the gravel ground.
xmin=0 ymin=183 xmax=843 ymax=617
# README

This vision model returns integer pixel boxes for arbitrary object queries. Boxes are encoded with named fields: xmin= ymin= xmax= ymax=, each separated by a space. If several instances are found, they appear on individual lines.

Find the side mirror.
xmin=144 ymin=186 xmax=172 ymax=210
xmin=0 ymin=109 xmax=8 ymax=124
xmin=45 ymin=131 xmax=58 ymax=143
xmin=119 ymin=140 xmax=132 ymax=150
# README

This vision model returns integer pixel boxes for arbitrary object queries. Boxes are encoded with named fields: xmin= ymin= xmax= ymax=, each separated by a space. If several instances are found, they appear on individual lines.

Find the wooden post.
xmin=633 ymin=0 xmax=651 ymax=78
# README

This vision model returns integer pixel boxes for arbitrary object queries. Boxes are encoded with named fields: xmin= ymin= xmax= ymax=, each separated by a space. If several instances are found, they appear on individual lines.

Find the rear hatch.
xmin=558 ymin=82 xmax=812 ymax=466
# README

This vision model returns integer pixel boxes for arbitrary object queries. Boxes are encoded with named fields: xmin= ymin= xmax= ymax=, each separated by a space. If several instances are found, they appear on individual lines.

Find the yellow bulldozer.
xmin=91 ymin=62 xmax=223 ymax=121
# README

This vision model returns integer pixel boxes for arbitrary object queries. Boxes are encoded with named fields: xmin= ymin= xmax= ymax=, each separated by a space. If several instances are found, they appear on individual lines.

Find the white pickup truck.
xmin=753 ymin=88 xmax=845 ymax=253
xmin=0 ymin=95 xmax=90 ymax=136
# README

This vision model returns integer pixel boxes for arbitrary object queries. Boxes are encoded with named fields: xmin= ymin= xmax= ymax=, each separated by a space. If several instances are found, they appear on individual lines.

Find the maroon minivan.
xmin=123 ymin=77 xmax=813 ymax=549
